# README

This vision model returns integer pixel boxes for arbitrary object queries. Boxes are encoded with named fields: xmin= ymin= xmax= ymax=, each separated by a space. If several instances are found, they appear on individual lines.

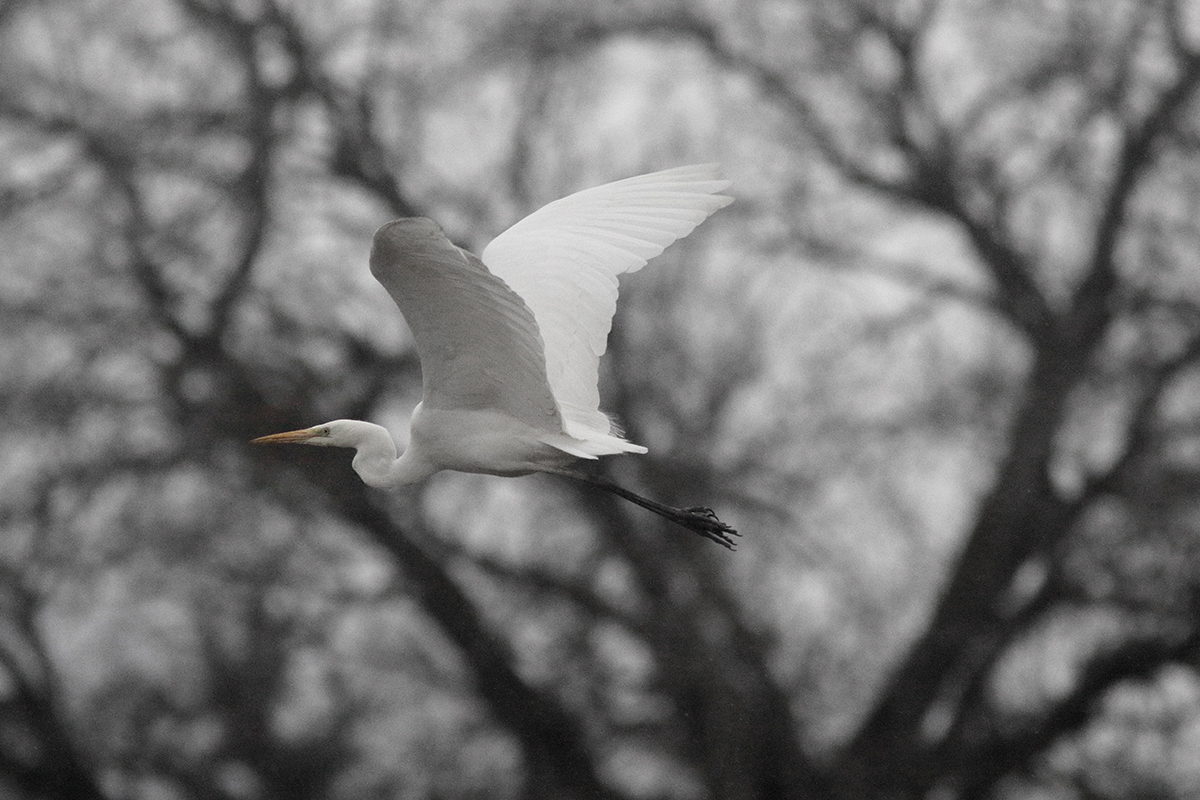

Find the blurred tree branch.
xmin=957 ymin=622 xmax=1200 ymax=800
xmin=0 ymin=568 xmax=106 ymax=800
xmin=326 ymin=481 xmax=619 ymax=800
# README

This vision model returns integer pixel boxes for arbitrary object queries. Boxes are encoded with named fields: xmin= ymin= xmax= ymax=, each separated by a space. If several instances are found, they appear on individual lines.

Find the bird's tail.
xmin=539 ymin=429 xmax=648 ymax=460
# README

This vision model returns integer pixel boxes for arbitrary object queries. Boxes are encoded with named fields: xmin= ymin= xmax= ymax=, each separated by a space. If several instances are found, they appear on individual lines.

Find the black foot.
xmin=676 ymin=506 xmax=740 ymax=550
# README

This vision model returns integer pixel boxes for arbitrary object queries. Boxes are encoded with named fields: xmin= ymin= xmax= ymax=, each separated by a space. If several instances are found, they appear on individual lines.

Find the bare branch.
xmin=803 ymin=237 xmax=1005 ymax=317
xmin=0 ymin=569 xmax=107 ymax=800
xmin=263 ymin=1 xmax=424 ymax=217
xmin=957 ymin=626 xmax=1200 ymax=799
xmin=1072 ymin=52 xmax=1200 ymax=345
xmin=318 ymin=482 xmax=622 ymax=800
xmin=435 ymin=539 xmax=648 ymax=633
xmin=1077 ymin=333 xmax=1200 ymax=501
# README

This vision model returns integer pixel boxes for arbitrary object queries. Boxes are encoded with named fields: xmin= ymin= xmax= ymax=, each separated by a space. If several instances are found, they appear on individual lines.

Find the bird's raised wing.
xmin=370 ymin=217 xmax=560 ymax=432
xmin=481 ymin=164 xmax=732 ymax=442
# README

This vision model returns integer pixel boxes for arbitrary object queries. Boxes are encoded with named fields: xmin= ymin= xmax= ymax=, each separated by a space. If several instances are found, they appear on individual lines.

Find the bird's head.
xmin=252 ymin=419 xmax=410 ymax=486
xmin=252 ymin=420 xmax=359 ymax=448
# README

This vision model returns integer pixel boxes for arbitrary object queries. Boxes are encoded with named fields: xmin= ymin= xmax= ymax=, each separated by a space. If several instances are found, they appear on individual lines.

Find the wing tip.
xmin=373 ymin=216 xmax=440 ymax=243
xmin=609 ymin=163 xmax=733 ymax=207
xmin=370 ymin=217 xmax=449 ymax=278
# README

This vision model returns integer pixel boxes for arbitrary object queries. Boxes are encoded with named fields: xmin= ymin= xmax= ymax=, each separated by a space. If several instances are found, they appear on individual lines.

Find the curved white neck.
xmin=341 ymin=421 xmax=436 ymax=488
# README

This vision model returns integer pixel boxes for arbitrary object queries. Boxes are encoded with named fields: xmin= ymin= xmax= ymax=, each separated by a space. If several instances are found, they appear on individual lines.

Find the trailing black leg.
xmin=545 ymin=468 xmax=740 ymax=550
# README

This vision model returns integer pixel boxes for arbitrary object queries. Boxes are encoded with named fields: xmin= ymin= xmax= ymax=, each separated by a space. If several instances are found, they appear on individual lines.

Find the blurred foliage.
xmin=4 ymin=0 xmax=1200 ymax=798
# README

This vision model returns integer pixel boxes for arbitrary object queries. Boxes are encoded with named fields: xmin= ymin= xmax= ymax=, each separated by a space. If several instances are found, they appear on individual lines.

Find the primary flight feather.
xmin=254 ymin=164 xmax=738 ymax=548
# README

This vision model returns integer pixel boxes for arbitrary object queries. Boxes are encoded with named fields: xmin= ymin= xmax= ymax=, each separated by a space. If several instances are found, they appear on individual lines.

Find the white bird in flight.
xmin=254 ymin=164 xmax=738 ymax=548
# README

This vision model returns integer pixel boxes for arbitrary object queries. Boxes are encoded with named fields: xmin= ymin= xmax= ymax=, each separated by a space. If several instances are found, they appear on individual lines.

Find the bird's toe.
xmin=677 ymin=507 xmax=739 ymax=550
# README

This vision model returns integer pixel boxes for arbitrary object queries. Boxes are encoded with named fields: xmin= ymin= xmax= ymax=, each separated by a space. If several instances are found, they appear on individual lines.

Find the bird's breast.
xmin=408 ymin=405 xmax=574 ymax=477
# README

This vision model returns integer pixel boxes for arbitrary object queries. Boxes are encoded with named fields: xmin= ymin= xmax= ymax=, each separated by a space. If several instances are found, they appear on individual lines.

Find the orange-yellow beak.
xmin=251 ymin=427 xmax=322 ymax=445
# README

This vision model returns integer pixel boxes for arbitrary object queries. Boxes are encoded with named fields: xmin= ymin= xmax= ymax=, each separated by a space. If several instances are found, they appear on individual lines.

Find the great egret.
xmin=254 ymin=164 xmax=738 ymax=549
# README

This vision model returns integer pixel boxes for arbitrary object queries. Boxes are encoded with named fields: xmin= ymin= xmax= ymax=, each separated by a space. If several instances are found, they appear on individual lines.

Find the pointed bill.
xmin=251 ymin=427 xmax=323 ymax=445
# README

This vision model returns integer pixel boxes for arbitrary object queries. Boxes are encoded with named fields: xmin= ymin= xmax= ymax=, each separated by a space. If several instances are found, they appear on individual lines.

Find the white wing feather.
xmin=369 ymin=218 xmax=561 ymax=433
xmin=481 ymin=164 xmax=732 ymax=447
